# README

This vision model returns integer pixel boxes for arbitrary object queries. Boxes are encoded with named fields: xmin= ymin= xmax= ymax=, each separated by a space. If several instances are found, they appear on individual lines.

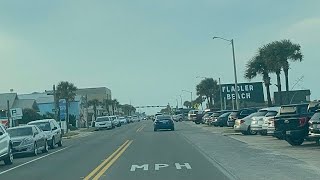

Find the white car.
xmin=0 ymin=124 xmax=13 ymax=165
xmin=119 ymin=117 xmax=128 ymax=124
xmin=251 ymin=107 xmax=280 ymax=135
xmin=261 ymin=108 xmax=280 ymax=135
xmin=109 ymin=116 xmax=121 ymax=127
xmin=95 ymin=116 xmax=113 ymax=130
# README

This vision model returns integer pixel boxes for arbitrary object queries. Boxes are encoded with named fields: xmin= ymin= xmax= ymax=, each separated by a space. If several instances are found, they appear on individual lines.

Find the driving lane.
xmin=100 ymin=121 xmax=229 ymax=180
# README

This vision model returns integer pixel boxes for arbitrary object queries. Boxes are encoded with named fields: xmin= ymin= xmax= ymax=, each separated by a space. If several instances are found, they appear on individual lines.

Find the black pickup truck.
xmin=274 ymin=103 xmax=314 ymax=146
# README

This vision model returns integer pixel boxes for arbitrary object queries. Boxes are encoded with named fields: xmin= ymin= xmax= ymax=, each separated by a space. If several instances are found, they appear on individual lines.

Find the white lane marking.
xmin=0 ymin=147 xmax=69 ymax=175
xmin=130 ymin=164 xmax=149 ymax=171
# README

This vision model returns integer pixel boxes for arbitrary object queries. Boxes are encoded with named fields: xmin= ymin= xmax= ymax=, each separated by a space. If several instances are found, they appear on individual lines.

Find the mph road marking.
xmin=130 ymin=163 xmax=192 ymax=171
xmin=84 ymin=140 xmax=133 ymax=180
xmin=0 ymin=147 xmax=69 ymax=175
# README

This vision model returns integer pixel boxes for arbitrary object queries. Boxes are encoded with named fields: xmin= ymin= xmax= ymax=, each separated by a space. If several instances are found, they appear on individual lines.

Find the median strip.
xmin=136 ymin=125 xmax=146 ymax=132
xmin=84 ymin=140 xmax=132 ymax=180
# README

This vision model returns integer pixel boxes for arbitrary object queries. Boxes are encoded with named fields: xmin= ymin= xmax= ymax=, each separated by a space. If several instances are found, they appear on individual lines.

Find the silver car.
xmin=7 ymin=125 xmax=48 ymax=156
xmin=0 ymin=124 xmax=13 ymax=165
xmin=251 ymin=107 xmax=280 ymax=135
xmin=234 ymin=109 xmax=269 ymax=135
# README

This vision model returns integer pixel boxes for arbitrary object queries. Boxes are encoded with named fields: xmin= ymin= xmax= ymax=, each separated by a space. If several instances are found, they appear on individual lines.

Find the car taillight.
xmin=299 ymin=117 xmax=307 ymax=127
xmin=240 ymin=120 xmax=245 ymax=124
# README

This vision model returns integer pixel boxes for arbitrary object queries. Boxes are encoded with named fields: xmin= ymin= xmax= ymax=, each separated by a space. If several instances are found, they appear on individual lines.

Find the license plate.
xmin=286 ymin=131 xmax=291 ymax=135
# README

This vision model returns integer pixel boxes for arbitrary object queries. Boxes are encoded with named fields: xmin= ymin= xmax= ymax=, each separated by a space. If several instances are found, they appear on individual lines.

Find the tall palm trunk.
xmin=66 ymin=100 xmax=69 ymax=133
xmin=276 ymin=71 xmax=282 ymax=105
xmin=263 ymin=74 xmax=272 ymax=107
xmin=93 ymin=104 xmax=97 ymax=121
xmin=283 ymin=68 xmax=289 ymax=104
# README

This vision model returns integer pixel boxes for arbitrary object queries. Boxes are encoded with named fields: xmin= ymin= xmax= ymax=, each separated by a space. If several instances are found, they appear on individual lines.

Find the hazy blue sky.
xmin=1 ymin=1 xmax=319 ymax=114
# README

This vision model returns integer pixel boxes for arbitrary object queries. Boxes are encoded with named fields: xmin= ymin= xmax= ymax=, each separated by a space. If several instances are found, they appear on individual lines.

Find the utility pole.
xmin=7 ymin=100 xmax=10 ymax=127
xmin=231 ymin=39 xmax=240 ymax=110
xmin=219 ymin=78 xmax=223 ymax=110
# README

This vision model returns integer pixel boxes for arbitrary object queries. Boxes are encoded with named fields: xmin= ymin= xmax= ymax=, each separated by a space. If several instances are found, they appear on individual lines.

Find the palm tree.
xmin=104 ymin=99 xmax=112 ymax=115
xmin=183 ymin=101 xmax=192 ymax=108
xmin=275 ymin=40 xmax=303 ymax=103
xmin=88 ymin=99 xmax=102 ymax=121
xmin=111 ymin=99 xmax=120 ymax=115
xmin=259 ymin=42 xmax=284 ymax=105
xmin=245 ymin=54 xmax=272 ymax=106
xmin=56 ymin=81 xmax=77 ymax=133
xmin=196 ymin=78 xmax=219 ymax=108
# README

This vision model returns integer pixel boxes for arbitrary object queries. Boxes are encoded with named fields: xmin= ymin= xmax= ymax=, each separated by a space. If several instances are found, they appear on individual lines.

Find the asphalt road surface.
xmin=1 ymin=121 xmax=320 ymax=180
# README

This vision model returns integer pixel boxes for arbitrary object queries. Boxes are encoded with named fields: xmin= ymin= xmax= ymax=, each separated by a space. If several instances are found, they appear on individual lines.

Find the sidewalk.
xmin=62 ymin=128 xmax=95 ymax=139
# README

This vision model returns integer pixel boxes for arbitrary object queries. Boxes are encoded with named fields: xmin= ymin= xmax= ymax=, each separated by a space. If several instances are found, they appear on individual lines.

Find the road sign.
xmin=59 ymin=99 xmax=66 ymax=121
xmin=10 ymin=108 xmax=23 ymax=119
xmin=220 ymin=82 xmax=265 ymax=103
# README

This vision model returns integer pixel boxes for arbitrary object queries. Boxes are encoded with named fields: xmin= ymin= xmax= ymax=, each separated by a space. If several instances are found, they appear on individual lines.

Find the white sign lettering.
xmin=130 ymin=164 xmax=149 ymax=171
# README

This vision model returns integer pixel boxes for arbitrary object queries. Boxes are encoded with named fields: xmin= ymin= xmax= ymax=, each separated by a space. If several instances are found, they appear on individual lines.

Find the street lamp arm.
xmin=212 ymin=36 xmax=231 ymax=42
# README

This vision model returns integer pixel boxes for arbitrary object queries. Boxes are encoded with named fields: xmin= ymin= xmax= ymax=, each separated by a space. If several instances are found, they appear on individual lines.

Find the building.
xmin=274 ymin=90 xmax=311 ymax=105
xmin=76 ymin=87 xmax=112 ymax=102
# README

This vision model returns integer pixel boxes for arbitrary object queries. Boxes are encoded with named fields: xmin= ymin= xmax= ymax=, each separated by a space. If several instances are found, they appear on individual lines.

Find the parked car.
xmin=209 ymin=110 xmax=234 ymax=126
xmin=154 ymin=115 xmax=174 ymax=131
xmin=188 ymin=110 xmax=199 ymax=122
xmin=7 ymin=125 xmax=48 ymax=156
xmin=0 ymin=124 xmax=13 ymax=165
xmin=95 ymin=116 xmax=114 ymax=130
xmin=173 ymin=114 xmax=183 ymax=122
xmin=274 ymin=103 xmax=312 ymax=146
xmin=308 ymin=110 xmax=320 ymax=143
xmin=234 ymin=109 xmax=269 ymax=135
xmin=109 ymin=116 xmax=121 ymax=127
xmin=194 ymin=111 xmax=205 ymax=124
xmin=119 ymin=117 xmax=128 ymax=124
xmin=227 ymin=108 xmax=257 ymax=127
xmin=213 ymin=112 xmax=232 ymax=127
xmin=201 ymin=112 xmax=214 ymax=124
xmin=127 ymin=116 xmax=133 ymax=123
xmin=251 ymin=107 xmax=280 ymax=135
xmin=28 ymin=119 xmax=62 ymax=149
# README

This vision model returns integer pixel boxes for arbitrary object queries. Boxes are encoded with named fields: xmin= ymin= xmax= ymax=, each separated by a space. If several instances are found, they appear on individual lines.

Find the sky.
xmin=1 ymin=0 xmax=320 ymax=114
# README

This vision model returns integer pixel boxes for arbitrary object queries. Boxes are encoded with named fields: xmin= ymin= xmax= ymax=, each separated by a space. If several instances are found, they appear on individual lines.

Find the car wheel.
xmin=247 ymin=126 xmax=257 ymax=135
xmin=195 ymin=122 xmax=200 ymax=124
xmin=286 ymin=137 xmax=304 ymax=146
xmin=58 ymin=139 xmax=63 ymax=147
xmin=260 ymin=131 xmax=267 ymax=136
xmin=33 ymin=143 xmax=38 ymax=156
xmin=171 ymin=127 xmax=175 ymax=131
xmin=154 ymin=128 xmax=157 ymax=132
xmin=42 ymin=141 xmax=49 ymax=153
xmin=50 ymin=138 xmax=55 ymax=149
xmin=242 ymin=131 xmax=248 ymax=135
xmin=4 ymin=145 xmax=13 ymax=165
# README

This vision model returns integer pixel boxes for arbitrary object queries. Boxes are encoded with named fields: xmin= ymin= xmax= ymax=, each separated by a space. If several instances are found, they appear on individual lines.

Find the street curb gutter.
xmin=178 ymin=132 xmax=239 ymax=180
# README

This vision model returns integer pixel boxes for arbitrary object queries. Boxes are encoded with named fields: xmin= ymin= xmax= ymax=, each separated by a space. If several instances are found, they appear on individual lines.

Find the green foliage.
xmin=196 ymin=78 xmax=219 ymax=108
xmin=68 ymin=114 xmax=77 ymax=127
xmin=88 ymin=99 xmax=102 ymax=120
xmin=183 ymin=101 xmax=192 ymax=108
xmin=42 ymin=112 xmax=55 ymax=119
xmin=56 ymin=81 xmax=78 ymax=102
xmin=20 ymin=109 xmax=43 ymax=124
xmin=121 ymin=104 xmax=136 ymax=116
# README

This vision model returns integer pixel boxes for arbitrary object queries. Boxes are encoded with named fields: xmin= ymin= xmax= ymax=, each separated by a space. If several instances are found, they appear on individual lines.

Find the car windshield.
xmin=220 ymin=112 xmax=231 ymax=117
xmin=29 ymin=122 xmax=51 ymax=131
xmin=265 ymin=111 xmax=278 ymax=117
xmin=7 ymin=127 xmax=33 ymax=137
xmin=253 ymin=111 xmax=268 ymax=117
xmin=96 ymin=117 xmax=110 ymax=122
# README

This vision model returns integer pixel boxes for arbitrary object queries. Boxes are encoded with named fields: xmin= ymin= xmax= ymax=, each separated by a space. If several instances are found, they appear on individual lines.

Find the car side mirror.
xmin=0 ymin=132 xmax=3 ymax=136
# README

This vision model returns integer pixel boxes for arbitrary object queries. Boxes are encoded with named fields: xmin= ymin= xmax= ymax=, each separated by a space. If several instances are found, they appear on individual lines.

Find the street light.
xmin=182 ymin=90 xmax=193 ymax=107
xmin=179 ymin=95 xmax=183 ymax=108
xmin=212 ymin=36 xmax=239 ymax=110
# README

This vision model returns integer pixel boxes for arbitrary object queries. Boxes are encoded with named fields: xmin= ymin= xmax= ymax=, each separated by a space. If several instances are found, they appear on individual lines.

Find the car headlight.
xmin=22 ymin=137 xmax=34 ymax=145
xmin=251 ymin=121 xmax=257 ymax=124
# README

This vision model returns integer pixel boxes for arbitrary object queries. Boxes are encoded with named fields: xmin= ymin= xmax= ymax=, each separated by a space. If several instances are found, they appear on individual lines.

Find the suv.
xmin=0 ymin=124 xmax=13 ymax=165
xmin=227 ymin=108 xmax=257 ymax=127
xmin=28 ymin=119 xmax=63 ymax=149
xmin=274 ymin=103 xmax=312 ymax=146
xmin=188 ymin=110 xmax=199 ymax=121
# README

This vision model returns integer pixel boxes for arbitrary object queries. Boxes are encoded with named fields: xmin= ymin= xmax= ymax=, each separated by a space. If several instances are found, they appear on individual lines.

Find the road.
xmin=1 ymin=121 xmax=320 ymax=180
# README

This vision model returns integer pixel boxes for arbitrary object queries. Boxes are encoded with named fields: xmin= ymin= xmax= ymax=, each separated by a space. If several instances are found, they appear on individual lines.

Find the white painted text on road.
xmin=130 ymin=163 xmax=192 ymax=171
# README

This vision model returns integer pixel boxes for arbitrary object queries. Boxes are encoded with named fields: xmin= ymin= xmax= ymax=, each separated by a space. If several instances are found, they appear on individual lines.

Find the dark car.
xmin=227 ymin=108 xmax=257 ymax=127
xmin=213 ymin=112 xmax=233 ymax=127
xmin=274 ymin=103 xmax=313 ymax=146
xmin=194 ymin=111 xmax=205 ymax=124
xmin=154 ymin=115 xmax=174 ymax=131
xmin=202 ymin=111 xmax=214 ymax=124
xmin=7 ymin=125 xmax=49 ymax=156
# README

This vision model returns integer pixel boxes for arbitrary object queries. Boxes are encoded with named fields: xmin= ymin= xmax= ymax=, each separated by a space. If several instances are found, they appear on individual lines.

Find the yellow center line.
xmin=136 ymin=124 xmax=146 ymax=132
xmin=84 ymin=140 xmax=129 ymax=180
xmin=92 ymin=140 xmax=133 ymax=180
